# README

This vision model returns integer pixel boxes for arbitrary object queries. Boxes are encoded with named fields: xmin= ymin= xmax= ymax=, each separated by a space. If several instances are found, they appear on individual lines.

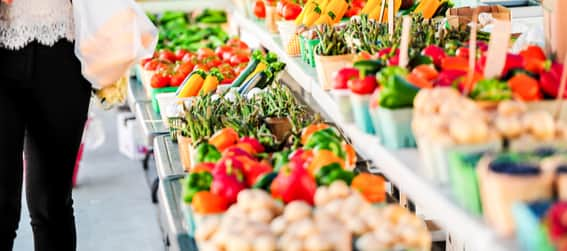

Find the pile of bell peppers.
xmin=183 ymin=123 xmax=386 ymax=214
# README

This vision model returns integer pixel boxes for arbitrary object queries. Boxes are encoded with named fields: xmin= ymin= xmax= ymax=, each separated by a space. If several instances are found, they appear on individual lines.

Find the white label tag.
xmin=484 ymin=20 xmax=511 ymax=79
xmin=388 ymin=0 xmax=394 ymax=37
xmin=399 ymin=16 xmax=412 ymax=68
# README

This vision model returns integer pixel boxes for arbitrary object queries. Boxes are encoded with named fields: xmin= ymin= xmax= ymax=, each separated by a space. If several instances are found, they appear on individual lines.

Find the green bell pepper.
xmin=304 ymin=128 xmax=346 ymax=159
xmin=470 ymin=79 xmax=512 ymax=102
xmin=253 ymin=172 xmax=278 ymax=191
xmin=183 ymin=172 xmax=213 ymax=203
xmin=377 ymin=66 xmax=419 ymax=109
xmin=353 ymin=59 xmax=385 ymax=76
xmin=194 ymin=143 xmax=221 ymax=164
xmin=272 ymin=149 xmax=292 ymax=172
xmin=315 ymin=163 xmax=355 ymax=186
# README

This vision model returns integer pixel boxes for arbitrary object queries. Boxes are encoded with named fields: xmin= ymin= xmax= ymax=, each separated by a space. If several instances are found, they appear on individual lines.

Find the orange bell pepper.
xmin=307 ymin=149 xmax=344 ymax=175
xmin=192 ymin=191 xmax=229 ymax=214
xmin=508 ymin=73 xmax=542 ymax=101
xmin=406 ymin=73 xmax=434 ymax=89
xmin=351 ymin=173 xmax=386 ymax=203
xmin=342 ymin=142 xmax=357 ymax=170
xmin=301 ymin=123 xmax=329 ymax=145
xmin=411 ymin=65 xmax=439 ymax=81
xmin=441 ymin=56 xmax=469 ymax=72
xmin=209 ymin=128 xmax=239 ymax=152
xmin=191 ymin=163 xmax=215 ymax=173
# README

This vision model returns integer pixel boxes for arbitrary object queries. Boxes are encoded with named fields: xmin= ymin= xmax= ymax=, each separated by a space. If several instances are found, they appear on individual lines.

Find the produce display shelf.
xmin=135 ymin=102 xmax=169 ymax=146
xmin=154 ymin=135 xmax=186 ymax=179
xmin=231 ymin=10 xmax=517 ymax=251
xmin=127 ymin=77 xmax=151 ymax=113
xmin=158 ymin=176 xmax=195 ymax=251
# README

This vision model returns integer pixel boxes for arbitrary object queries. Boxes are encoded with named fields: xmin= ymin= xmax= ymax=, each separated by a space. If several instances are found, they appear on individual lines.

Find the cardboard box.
xmin=446 ymin=5 xmax=511 ymax=29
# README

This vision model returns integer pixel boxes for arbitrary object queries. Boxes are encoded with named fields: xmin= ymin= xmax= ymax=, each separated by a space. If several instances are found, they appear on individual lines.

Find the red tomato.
xmin=177 ymin=62 xmax=194 ymax=75
xmin=175 ymin=49 xmax=190 ymax=61
xmin=207 ymin=58 xmax=223 ymax=68
xmin=234 ymin=63 xmax=248 ymax=75
xmin=194 ymin=64 xmax=210 ymax=71
xmin=197 ymin=48 xmax=215 ymax=59
xmin=151 ymin=73 xmax=171 ymax=88
xmin=143 ymin=60 xmax=160 ymax=71
xmin=230 ymin=54 xmax=250 ymax=66
xmin=141 ymin=57 xmax=153 ymax=66
xmin=227 ymin=38 xmax=249 ymax=50
xmin=254 ymin=0 xmax=266 ymax=18
xmin=349 ymin=76 xmax=378 ymax=95
xmin=282 ymin=3 xmax=302 ymax=21
xmin=170 ymin=72 xmax=187 ymax=87
xmin=181 ymin=53 xmax=196 ymax=63
xmin=215 ymin=45 xmax=234 ymax=60
xmin=157 ymin=63 xmax=172 ymax=73
xmin=158 ymin=50 xmax=177 ymax=62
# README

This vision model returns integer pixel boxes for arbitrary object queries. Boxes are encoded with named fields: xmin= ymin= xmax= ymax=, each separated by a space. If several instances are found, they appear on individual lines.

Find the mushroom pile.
xmin=194 ymin=184 xmax=431 ymax=251
xmin=413 ymin=88 xmax=567 ymax=146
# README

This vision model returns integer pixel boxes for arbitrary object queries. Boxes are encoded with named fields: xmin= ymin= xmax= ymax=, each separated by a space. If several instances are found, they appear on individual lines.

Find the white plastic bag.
xmin=73 ymin=0 xmax=158 ymax=89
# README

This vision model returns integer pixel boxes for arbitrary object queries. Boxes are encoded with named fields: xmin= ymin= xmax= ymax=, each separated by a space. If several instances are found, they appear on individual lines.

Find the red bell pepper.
xmin=238 ymin=137 xmax=265 ymax=154
xmin=211 ymin=157 xmax=247 ymax=204
xmin=333 ymin=68 xmax=360 ymax=90
xmin=376 ymin=48 xmax=400 ymax=66
xmin=520 ymin=46 xmax=548 ymax=74
xmin=441 ymin=56 xmax=468 ymax=72
xmin=435 ymin=70 xmax=466 ymax=87
xmin=540 ymin=62 xmax=567 ymax=99
xmin=421 ymin=45 xmax=447 ymax=68
xmin=270 ymin=161 xmax=317 ymax=205
xmin=348 ymin=75 xmax=378 ymax=95
xmin=245 ymin=162 xmax=273 ymax=187
xmin=222 ymin=145 xmax=254 ymax=159
xmin=289 ymin=148 xmax=314 ymax=170
xmin=501 ymin=54 xmax=525 ymax=76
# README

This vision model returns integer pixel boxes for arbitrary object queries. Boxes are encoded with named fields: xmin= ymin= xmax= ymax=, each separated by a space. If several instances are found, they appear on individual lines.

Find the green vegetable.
xmin=470 ymin=79 xmax=513 ymax=101
xmin=315 ymin=163 xmax=355 ymax=186
xmin=304 ymin=128 xmax=346 ymax=159
xmin=183 ymin=172 xmax=213 ymax=202
xmin=253 ymin=172 xmax=278 ymax=191
xmin=377 ymin=66 xmax=419 ymax=109
xmin=194 ymin=143 xmax=222 ymax=164
xmin=231 ymin=51 xmax=263 ymax=88
xmin=272 ymin=149 xmax=292 ymax=171
xmin=238 ymin=71 xmax=269 ymax=94
xmin=408 ymin=55 xmax=434 ymax=69
xmin=160 ymin=11 xmax=187 ymax=24
xmin=266 ymin=52 xmax=279 ymax=64
xmin=353 ymin=60 xmax=385 ymax=76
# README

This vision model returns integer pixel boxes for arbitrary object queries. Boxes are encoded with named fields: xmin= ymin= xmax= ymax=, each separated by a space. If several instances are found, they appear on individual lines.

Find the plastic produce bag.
xmin=73 ymin=0 xmax=158 ymax=89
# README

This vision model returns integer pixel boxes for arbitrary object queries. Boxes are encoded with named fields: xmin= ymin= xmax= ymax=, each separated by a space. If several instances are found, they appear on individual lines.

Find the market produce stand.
xmin=128 ymin=1 xmax=560 ymax=250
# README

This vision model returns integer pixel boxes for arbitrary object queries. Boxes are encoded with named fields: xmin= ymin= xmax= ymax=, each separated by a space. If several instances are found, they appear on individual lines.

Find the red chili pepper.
xmin=211 ymin=157 xmax=247 ymax=204
xmin=270 ymin=161 xmax=317 ymax=205
xmin=540 ymin=62 xmax=567 ymax=99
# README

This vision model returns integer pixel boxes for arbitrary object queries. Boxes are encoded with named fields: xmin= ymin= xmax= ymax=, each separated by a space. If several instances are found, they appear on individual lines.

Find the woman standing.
xmin=0 ymin=0 xmax=92 ymax=250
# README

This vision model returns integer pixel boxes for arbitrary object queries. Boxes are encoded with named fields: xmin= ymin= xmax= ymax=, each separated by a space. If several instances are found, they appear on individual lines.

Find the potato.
xmin=195 ymin=217 xmax=221 ymax=241
xmin=498 ymin=100 xmax=527 ymax=117
xmin=355 ymin=233 xmax=382 ymax=251
xmin=449 ymin=118 xmax=488 ymax=144
xmin=304 ymin=234 xmax=333 ymax=251
xmin=270 ymin=216 xmax=287 ymax=235
xmin=314 ymin=187 xmax=332 ymax=206
xmin=249 ymin=208 xmax=274 ymax=224
xmin=290 ymin=218 xmax=317 ymax=238
xmin=225 ymin=235 xmax=252 ymax=251
xmin=523 ymin=111 xmax=555 ymax=141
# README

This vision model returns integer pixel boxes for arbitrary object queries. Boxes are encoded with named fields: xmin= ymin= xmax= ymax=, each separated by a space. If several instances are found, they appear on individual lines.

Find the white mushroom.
xmin=225 ymin=235 xmax=253 ymax=251
xmin=328 ymin=180 xmax=350 ymax=199
xmin=497 ymin=100 xmax=527 ymax=117
xmin=289 ymin=218 xmax=318 ymax=238
xmin=314 ymin=186 xmax=333 ymax=206
xmin=523 ymin=111 xmax=555 ymax=141
xmin=253 ymin=234 xmax=277 ymax=251
xmin=449 ymin=117 xmax=488 ymax=144
xmin=270 ymin=216 xmax=288 ymax=235
xmin=195 ymin=217 xmax=221 ymax=241
xmin=284 ymin=201 xmax=312 ymax=222
xmin=304 ymin=233 xmax=333 ymax=251
xmin=249 ymin=208 xmax=274 ymax=224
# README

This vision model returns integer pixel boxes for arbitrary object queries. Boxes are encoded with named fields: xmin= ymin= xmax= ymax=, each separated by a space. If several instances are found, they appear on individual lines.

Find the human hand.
xmin=1 ymin=0 xmax=13 ymax=4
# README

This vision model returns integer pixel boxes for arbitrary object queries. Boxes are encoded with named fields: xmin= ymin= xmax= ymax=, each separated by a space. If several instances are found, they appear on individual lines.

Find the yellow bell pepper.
xmin=414 ymin=0 xmax=442 ymax=19
xmin=199 ymin=69 xmax=224 ymax=95
xmin=176 ymin=70 xmax=207 ymax=98
xmin=316 ymin=0 xmax=348 ymax=25
xmin=361 ymin=0 xmax=379 ymax=15
xmin=303 ymin=0 xmax=328 ymax=27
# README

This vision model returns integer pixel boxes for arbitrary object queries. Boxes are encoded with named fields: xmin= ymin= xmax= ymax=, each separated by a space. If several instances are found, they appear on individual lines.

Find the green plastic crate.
xmin=151 ymin=86 xmax=178 ymax=114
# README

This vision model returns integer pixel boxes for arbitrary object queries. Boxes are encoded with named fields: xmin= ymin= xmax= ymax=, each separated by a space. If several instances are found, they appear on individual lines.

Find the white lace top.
xmin=0 ymin=0 xmax=74 ymax=50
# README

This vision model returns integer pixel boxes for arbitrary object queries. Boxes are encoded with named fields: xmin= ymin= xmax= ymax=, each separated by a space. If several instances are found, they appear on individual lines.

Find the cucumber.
xmin=238 ymin=72 xmax=268 ymax=95
xmin=231 ymin=59 xmax=260 ymax=88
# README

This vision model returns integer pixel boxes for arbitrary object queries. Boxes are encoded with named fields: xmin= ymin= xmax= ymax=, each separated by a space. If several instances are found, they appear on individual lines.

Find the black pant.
xmin=0 ymin=40 xmax=91 ymax=251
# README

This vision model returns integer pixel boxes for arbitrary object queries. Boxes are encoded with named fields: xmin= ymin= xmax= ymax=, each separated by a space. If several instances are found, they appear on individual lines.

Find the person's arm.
xmin=1 ymin=0 xmax=13 ymax=4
